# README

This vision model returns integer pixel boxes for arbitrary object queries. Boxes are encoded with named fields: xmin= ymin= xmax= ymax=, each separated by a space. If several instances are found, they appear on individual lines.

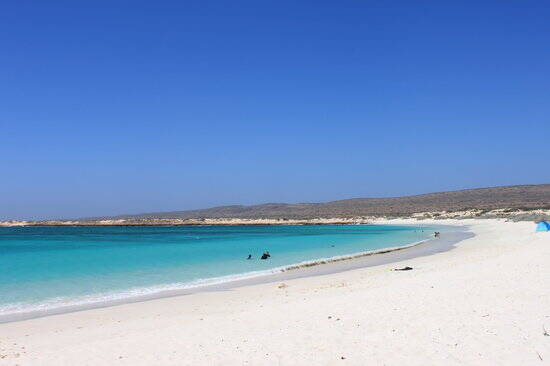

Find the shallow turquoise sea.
xmin=0 ymin=224 xmax=433 ymax=315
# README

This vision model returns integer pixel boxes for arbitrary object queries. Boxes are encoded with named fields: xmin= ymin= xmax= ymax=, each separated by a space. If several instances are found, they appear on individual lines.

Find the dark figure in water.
xmin=247 ymin=254 xmax=252 ymax=260
xmin=260 ymin=251 xmax=271 ymax=260
xmin=434 ymin=232 xmax=440 ymax=238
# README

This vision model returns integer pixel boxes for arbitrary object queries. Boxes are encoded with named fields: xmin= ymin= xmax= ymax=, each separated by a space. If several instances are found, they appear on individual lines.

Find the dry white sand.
xmin=1 ymin=219 xmax=549 ymax=365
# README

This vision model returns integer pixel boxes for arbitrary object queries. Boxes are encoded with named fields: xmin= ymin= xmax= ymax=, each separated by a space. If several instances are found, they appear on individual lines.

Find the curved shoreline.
xmin=0 ymin=224 xmax=472 ymax=323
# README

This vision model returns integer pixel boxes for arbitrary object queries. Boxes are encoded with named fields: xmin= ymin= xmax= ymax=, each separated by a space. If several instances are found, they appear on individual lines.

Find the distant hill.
xmin=114 ymin=184 xmax=550 ymax=219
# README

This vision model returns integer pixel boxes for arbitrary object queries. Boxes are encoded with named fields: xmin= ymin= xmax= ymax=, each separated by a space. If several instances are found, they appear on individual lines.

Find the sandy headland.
xmin=0 ymin=217 xmax=372 ymax=227
xmin=2 ymin=207 xmax=550 ymax=227
xmin=1 ymin=218 xmax=549 ymax=365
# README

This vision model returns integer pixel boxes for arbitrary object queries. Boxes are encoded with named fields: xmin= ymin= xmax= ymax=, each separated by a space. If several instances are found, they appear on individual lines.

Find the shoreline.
xmin=1 ymin=219 xmax=548 ymax=364
xmin=1 ymin=218 xmax=373 ymax=227
xmin=0 ymin=224 xmax=468 ymax=323
xmin=3 ymin=205 xmax=550 ymax=227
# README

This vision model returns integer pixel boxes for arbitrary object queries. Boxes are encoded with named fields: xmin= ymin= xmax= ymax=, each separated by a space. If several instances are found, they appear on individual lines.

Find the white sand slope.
xmin=1 ymin=219 xmax=549 ymax=365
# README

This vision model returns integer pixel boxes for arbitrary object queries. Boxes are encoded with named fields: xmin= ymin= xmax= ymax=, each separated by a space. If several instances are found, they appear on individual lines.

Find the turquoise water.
xmin=0 ymin=224 xmax=432 ymax=316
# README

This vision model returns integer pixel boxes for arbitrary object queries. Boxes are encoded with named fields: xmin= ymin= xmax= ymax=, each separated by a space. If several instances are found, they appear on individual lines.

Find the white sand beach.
xmin=1 ymin=219 xmax=549 ymax=365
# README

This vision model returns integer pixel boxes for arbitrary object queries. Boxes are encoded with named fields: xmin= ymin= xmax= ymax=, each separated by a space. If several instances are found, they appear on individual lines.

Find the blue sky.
xmin=1 ymin=1 xmax=549 ymax=219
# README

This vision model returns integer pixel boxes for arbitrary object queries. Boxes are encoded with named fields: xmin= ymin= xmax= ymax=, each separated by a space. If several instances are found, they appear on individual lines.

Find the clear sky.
xmin=1 ymin=1 xmax=549 ymax=220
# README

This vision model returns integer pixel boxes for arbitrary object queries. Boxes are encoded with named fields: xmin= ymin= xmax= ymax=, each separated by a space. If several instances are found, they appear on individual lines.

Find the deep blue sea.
xmin=0 ymin=224 xmax=433 ymax=317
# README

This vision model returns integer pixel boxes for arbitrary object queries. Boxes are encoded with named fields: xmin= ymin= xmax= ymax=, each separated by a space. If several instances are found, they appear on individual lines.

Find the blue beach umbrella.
xmin=535 ymin=221 xmax=550 ymax=232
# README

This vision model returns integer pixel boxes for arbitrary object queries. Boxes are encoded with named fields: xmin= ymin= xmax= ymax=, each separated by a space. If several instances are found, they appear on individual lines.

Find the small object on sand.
xmin=278 ymin=283 xmax=288 ymax=289
xmin=341 ymin=356 xmax=346 ymax=360
xmin=394 ymin=266 xmax=413 ymax=271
